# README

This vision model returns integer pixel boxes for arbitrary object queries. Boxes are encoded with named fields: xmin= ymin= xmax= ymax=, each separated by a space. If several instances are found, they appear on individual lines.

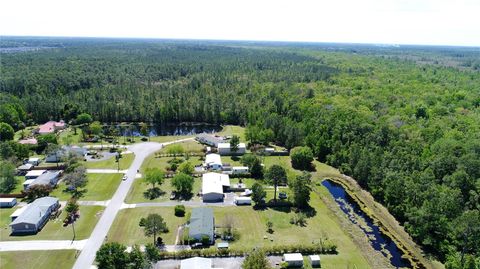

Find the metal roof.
xmin=217 ymin=143 xmax=246 ymax=149
xmin=202 ymin=173 xmax=229 ymax=195
xmin=284 ymin=253 xmax=303 ymax=262
xmin=205 ymin=154 xmax=222 ymax=166
xmin=10 ymin=197 xmax=59 ymax=226
xmin=25 ymin=170 xmax=46 ymax=177
xmin=180 ymin=257 xmax=212 ymax=269
xmin=189 ymin=208 xmax=214 ymax=239
xmin=29 ymin=170 xmax=61 ymax=187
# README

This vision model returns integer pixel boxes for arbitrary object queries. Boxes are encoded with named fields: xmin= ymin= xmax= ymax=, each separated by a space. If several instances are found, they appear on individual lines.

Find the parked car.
xmin=279 ymin=192 xmax=288 ymax=199
xmin=170 ymin=192 xmax=177 ymax=200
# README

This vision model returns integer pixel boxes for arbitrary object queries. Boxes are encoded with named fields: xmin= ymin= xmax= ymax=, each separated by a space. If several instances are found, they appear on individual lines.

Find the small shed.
xmin=283 ymin=253 xmax=303 ymax=267
xmin=308 ymin=255 xmax=321 ymax=267
xmin=0 ymin=198 xmax=17 ymax=208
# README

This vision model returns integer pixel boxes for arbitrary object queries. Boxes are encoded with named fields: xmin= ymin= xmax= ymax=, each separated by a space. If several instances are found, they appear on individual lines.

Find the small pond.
xmin=104 ymin=123 xmax=222 ymax=137
xmin=322 ymin=179 xmax=412 ymax=269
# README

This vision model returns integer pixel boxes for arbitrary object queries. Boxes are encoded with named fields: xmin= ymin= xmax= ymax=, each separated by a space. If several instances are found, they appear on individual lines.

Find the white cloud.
xmin=1 ymin=0 xmax=479 ymax=46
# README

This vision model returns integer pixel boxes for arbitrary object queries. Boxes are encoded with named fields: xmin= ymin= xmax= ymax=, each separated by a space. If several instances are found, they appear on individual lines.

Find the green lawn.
xmin=141 ymin=155 xmax=203 ymax=173
xmin=125 ymin=175 xmax=202 ymax=203
xmin=0 ymin=250 xmax=77 ymax=269
xmin=83 ymin=152 xmax=134 ymax=170
xmin=0 ymin=208 xmax=18 ymax=230
xmin=158 ymin=140 xmax=205 ymax=154
xmin=108 ymin=207 xmax=188 ymax=245
xmin=213 ymin=190 xmax=369 ymax=268
xmin=50 ymin=173 xmax=123 ymax=201
xmin=148 ymin=135 xmax=194 ymax=143
xmin=217 ymin=125 xmax=246 ymax=141
xmin=0 ymin=206 xmax=103 ymax=241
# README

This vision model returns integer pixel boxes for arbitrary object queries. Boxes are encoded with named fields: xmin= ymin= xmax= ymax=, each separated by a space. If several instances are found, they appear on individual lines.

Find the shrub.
xmin=174 ymin=205 xmax=186 ymax=217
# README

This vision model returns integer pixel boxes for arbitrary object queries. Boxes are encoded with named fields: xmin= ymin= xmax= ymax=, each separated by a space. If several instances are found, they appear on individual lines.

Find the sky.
xmin=1 ymin=0 xmax=479 ymax=46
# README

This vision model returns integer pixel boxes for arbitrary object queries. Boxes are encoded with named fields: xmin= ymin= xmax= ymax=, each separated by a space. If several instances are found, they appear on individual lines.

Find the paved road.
xmin=72 ymin=138 xmax=193 ymax=269
xmin=0 ymin=240 xmax=87 ymax=251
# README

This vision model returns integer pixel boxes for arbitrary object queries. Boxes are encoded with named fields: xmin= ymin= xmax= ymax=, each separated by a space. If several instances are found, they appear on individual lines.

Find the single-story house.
xmin=18 ymin=138 xmax=38 ymax=145
xmin=0 ymin=198 xmax=17 ymax=208
xmin=204 ymin=153 xmax=222 ymax=171
xmin=25 ymin=170 xmax=47 ymax=180
xmin=196 ymin=133 xmax=224 ymax=147
xmin=10 ymin=206 xmax=29 ymax=221
xmin=234 ymin=196 xmax=252 ymax=205
xmin=283 ymin=253 xmax=304 ymax=267
xmin=10 ymin=197 xmax=60 ymax=234
xmin=37 ymin=120 xmax=66 ymax=134
xmin=189 ymin=208 xmax=215 ymax=244
xmin=17 ymin=163 xmax=34 ymax=175
xmin=232 ymin=166 xmax=249 ymax=175
xmin=180 ymin=257 xmax=213 ymax=269
xmin=308 ymin=255 xmax=321 ymax=267
xmin=217 ymin=143 xmax=246 ymax=155
xmin=202 ymin=172 xmax=230 ymax=202
xmin=46 ymin=146 xmax=87 ymax=163
xmin=27 ymin=157 xmax=41 ymax=166
xmin=25 ymin=170 xmax=62 ymax=190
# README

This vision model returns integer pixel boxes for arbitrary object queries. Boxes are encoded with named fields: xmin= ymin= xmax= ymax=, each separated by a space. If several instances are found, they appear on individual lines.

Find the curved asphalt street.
xmin=72 ymin=139 xmax=193 ymax=269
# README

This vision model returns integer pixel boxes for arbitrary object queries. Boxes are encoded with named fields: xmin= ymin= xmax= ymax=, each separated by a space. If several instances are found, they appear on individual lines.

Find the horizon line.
xmin=2 ymin=34 xmax=480 ymax=49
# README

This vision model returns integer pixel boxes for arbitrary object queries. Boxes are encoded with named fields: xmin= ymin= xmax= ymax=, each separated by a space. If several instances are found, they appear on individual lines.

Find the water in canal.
xmin=322 ymin=180 xmax=412 ymax=268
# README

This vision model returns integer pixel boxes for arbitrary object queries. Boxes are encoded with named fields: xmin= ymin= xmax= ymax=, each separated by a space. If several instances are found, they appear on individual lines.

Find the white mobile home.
xmin=234 ymin=196 xmax=252 ymax=205
xmin=204 ymin=153 xmax=222 ymax=171
xmin=232 ymin=166 xmax=249 ymax=175
xmin=0 ymin=198 xmax=17 ymax=208
xmin=283 ymin=253 xmax=304 ymax=267
xmin=217 ymin=143 xmax=246 ymax=155
xmin=25 ymin=170 xmax=46 ymax=180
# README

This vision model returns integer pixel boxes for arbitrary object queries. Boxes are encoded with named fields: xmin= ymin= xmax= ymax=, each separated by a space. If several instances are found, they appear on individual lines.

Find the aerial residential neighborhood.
xmin=1 ymin=10 xmax=479 ymax=268
xmin=0 ymin=118 xmax=435 ymax=269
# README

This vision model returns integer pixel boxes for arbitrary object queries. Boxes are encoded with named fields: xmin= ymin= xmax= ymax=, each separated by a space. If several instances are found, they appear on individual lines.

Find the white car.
xmin=122 ymin=175 xmax=128 ymax=181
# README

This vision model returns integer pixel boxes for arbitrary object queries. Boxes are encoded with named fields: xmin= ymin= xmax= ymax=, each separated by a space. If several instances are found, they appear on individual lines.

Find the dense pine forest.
xmin=1 ymin=37 xmax=479 ymax=267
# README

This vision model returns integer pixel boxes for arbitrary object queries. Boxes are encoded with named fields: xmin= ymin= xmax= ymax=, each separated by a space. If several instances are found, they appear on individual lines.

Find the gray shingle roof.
xmin=189 ymin=208 xmax=214 ymax=238
xmin=29 ymin=171 xmax=61 ymax=187
xmin=10 ymin=197 xmax=59 ymax=226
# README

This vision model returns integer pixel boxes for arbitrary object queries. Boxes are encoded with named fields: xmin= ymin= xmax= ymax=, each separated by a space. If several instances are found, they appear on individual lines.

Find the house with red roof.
xmin=37 ymin=121 xmax=66 ymax=134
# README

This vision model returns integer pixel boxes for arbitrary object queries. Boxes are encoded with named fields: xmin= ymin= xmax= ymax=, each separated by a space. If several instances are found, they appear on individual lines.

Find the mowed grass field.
xmin=0 ymin=250 xmax=77 ymax=269
xmin=50 ymin=173 xmax=123 ymax=201
xmin=214 ymin=190 xmax=369 ymax=268
xmin=82 ymin=152 xmax=134 ymax=170
xmin=125 ymin=176 xmax=202 ymax=203
xmin=107 ymin=207 xmax=189 ymax=245
xmin=0 ymin=206 xmax=103 ymax=241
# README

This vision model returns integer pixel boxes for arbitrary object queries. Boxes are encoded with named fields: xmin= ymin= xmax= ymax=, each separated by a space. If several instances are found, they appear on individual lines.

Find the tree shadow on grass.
xmin=296 ymin=205 xmax=317 ymax=218
xmin=143 ymin=187 xmax=166 ymax=200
